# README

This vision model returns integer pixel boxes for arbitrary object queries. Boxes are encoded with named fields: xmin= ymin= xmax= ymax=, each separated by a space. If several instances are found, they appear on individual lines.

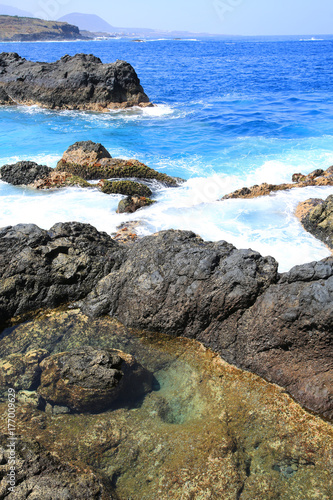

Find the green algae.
xmin=0 ymin=308 xmax=332 ymax=499
xmin=100 ymin=180 xmax=153 ymax=197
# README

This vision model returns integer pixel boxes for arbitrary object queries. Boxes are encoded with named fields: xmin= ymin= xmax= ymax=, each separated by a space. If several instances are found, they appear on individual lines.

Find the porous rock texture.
xmin=0 ymin=225 xmax=332 ymax=420
xmin=0 ymin=161 xmax=52 ymax=186
xmin=0 ymin=435 xmax=114 ymax=499
xmin=0 ymin=52 xmax=150 ymax=110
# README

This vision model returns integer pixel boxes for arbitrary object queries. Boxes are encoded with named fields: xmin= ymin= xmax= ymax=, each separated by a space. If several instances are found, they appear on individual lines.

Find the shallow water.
xmin=1 ymin=37 xmax=333 ymax=270
xmin=0 ymin=308 xmax=332 ymax=499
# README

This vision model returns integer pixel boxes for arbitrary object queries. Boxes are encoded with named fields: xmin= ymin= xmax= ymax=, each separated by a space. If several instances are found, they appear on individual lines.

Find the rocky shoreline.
xmin=0 ymin=53 xmax=151 ymax=111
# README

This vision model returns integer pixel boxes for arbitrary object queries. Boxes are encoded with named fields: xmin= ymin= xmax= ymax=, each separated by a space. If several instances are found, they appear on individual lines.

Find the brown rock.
xmin=117 ymin=195 xmax=156 ymax=214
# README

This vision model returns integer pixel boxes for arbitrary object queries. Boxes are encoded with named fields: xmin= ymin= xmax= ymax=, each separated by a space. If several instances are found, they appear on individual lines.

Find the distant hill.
xmin=58 ymin=13 xmax=115 ymax=33
xmin=0 ymin=15 xmax=90 ymax=41
xmin=0 ymin=4 xmax=33 ymax=17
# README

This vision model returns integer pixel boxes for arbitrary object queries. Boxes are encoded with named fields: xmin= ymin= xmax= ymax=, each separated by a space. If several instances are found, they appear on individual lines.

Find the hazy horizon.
xmin=2 ymin=0 xmax=333 ymax=36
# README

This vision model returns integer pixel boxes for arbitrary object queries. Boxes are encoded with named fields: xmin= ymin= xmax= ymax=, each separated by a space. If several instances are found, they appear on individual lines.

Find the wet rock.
xmin=0 ymin=87 xmax=14 ymax=105
xmin=117 ymin=195 xmax=156 ymax=213
xmin=56 ymin=141 xmax=180 ymax=185
xmin=223 ymin=165 xmax=333 ymax=199
xmin=0 ymin=52 xmax=150 ymax=110
xmin=0 ymin=349 xmax=48 ymax=398
xmin=296 ymin=195 xmax=333 ymax=250
xmin=0 ymin=161 xmax=52 ymax=186
xmin=31 ymin=171 xmax=92 ymax=189
xmin=0 ymin=435 xmax=114 ymax=499
xmin=98 ymin=179 xmax=153 ymax=197
xmin=0 ymin=222 xmax=125 ymax=327
xmin=112 ymin=222 xmax=141 ymax=245
xmin=38 ymin=346 xmax=153 ymax=412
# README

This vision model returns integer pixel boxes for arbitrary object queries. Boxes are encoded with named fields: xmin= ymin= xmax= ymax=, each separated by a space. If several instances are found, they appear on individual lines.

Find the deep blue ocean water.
xmin=1 ymin=36 xmax=333 ymax=270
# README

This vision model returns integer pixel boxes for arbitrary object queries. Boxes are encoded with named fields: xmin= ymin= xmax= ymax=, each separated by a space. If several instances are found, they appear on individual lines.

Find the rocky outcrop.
xmin=0 ymin=52 xmax=150 ymax=110
xmin=0 ymin=225 xmax=332 ymax=419
xmin=0 ymin=161 xmax=52 ymax=185
xmin=117 ymin=195 xmax=155 ymax=213
xmin=296 ymin=195 xmax=333 ymax=250
xmin=31 ymin=171 xmax=92 ymax=189
xmin=0 ymin=435 xmax=114 ymax=499
xmin=223 ymin=166 xmax=333 ymax=199
xmin=56 ymin=141 xmax=180 ymax=186
xmin=0 ymin=15 xmax=89 ymax=42
xmin=38 ymin=346 xmax=153 ymax=413
xmin=0 ymin=222 xmax=124 ymax=327
xmin=98 ymin=179 xmax=153 ymax=197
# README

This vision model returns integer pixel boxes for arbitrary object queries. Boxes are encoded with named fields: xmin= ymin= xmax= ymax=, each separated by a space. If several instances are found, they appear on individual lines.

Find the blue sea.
xmin=1 ymin=35 xmax=333 ymax=271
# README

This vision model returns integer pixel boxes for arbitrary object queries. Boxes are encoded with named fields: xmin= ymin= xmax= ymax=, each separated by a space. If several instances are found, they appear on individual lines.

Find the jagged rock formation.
xmin=0 ymin=52 xmax=150 ymax=110
xmin=296 ymin=195 xmax=333 ymax=250
xmin=0 ymin=225 xmax=332 ymax=419
xmin=223 ymin=166 xmax=333 ymax=199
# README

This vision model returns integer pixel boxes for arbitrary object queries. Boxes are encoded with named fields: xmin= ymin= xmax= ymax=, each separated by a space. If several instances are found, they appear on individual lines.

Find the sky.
xmin=6 ymin=0 xmax=333 ymax=35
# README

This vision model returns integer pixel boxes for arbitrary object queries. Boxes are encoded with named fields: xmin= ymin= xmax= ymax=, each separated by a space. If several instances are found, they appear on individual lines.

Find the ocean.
xmin=1 ymin=35 xmax=333 ymax=271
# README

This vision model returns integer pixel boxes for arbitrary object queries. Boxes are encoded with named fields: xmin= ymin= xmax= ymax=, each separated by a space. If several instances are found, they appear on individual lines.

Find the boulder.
xmin=0 ymin=52 xmax=150 ymax=110
xmin=98 ymin=179 xmax=153 ymax=197
xmin=38 ymin=346 xmax=153 ymax=412
xmin=0 ymin=161 xmax=52 ymax=186
xmin=56 ymin=141 xmax=180 ymax=185
xmin=31 ymin=171 xmax=92 ymax=189
xmin=117 ymin=195 xmax=156 ymax=213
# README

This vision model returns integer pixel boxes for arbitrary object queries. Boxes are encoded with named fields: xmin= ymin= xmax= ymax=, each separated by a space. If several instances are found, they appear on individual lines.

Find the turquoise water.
xmin=1 ymin=37 xmax=333 ymax=270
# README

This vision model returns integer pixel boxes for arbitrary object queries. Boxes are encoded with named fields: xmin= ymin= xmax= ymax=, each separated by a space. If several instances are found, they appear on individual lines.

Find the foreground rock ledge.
xmin=0 ymin=223 xmax=332 ymax=420
xmin=0 ymin=52 xmax=151 ymax=110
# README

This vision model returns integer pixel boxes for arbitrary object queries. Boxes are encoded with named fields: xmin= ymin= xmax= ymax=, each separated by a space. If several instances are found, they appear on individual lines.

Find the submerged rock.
xmin=0 ymin=435 xmax=114 ymax=499
xmin=98 ymin=179 xmax=153 ymax=197
xmin=117 ymin=195 xmax=156 ymax=213
xmin=38 ymin=346 xmax=153 ymax=413
xmin=56 ymin=141 xmax=180 ymax=186
xmin=0 ymin=161 xmax=52 ymax=186
xmin=0 ymin=52 xmax=151 ymax=110
xmin=296 ymin=194 xmax=333 ymax=250
xmin=222 ymin=165 xmax=333 ymax=199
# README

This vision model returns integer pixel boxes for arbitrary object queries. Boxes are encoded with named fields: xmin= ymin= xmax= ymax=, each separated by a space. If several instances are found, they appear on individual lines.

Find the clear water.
xmin=1 ymin=37 xmax=333 ymax=271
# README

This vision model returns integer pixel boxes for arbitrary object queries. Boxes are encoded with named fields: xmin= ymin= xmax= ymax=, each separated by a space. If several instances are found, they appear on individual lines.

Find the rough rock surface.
xmin=0 ymin=435 xmax=113 ymax=499
xmin=0 ymin=86 xmax=14 ymax=104
xmin=117 ymin=195 xmax=155 ymax=213
xmin=0 ymin=161 xmax=52 ymax=186
xmin=56 ymin=141 xmax=180 ymax=185
xmin=0 ymin=222 xmax=124 ymax=327
xmin=296 ymin=195 xmax=333 ymax=250
xmin=223 ymin=166 xmax=333 ymax=199
xmin=38 ymin=346 xmax=153 ymax=412
xmin=0 ymin=225 xmax=332 ymax=419
xmin=0 ymin=52 xmax=150 ymax=110
xmin=98 ymin=179 xmax=152 ymax=197
xmin=31 ymin=171 xmax=91 ymax=189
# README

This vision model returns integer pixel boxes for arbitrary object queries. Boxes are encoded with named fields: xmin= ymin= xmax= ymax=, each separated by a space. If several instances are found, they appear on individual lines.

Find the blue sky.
xmin=7 ymin=0 xmax=333 ymax=35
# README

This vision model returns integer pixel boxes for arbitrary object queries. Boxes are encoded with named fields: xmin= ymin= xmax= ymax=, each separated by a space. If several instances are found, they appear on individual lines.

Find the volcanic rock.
xmin=56 ymin=141 xmax=179 ymax=185
xmin=0 ymin=52 xmax=150 ymax=110
xmin=0 ymin=222 xmax=125 ymax=327
xmin=223 ymin=166 xmax=333 ymax=199
xmin=0 ymin=161 xmax=52 ymax=185
xmin=296 ymin=195 xmax=333 ymax=250
xmin=98 ymin=179 xmax=153 ymax=197
xmin=0 ymin=435 xmax=113 ymax=499
xmin=38 ymin=346 xmax=153 ymax=413
xmin=31 ymin=171 xmax=92 ymax=189
xmin=117 ymin=195 xmax=156 ymax=213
